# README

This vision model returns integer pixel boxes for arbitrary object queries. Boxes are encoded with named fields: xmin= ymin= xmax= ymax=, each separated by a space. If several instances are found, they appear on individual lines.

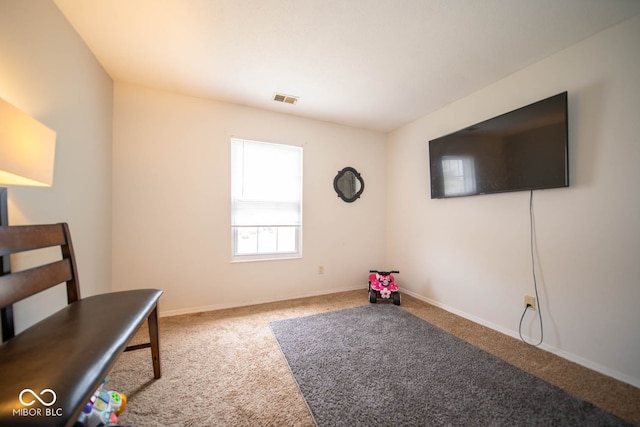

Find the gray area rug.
xmin=270 ymin=304 xmax=630 ymax=426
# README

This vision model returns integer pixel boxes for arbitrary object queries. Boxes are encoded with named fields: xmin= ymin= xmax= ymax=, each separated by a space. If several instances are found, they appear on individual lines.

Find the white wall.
xmin=0 ymin=0 xmax=113 ymax=331
xmin=112 ymin=84 xmax=386 ymax=315
xmin=386 ymin=16 xmax=640 ymax=387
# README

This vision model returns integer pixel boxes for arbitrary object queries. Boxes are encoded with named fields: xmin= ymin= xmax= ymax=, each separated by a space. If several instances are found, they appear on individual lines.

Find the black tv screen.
xmin=429 ymin=92 xmax=568 ymax=199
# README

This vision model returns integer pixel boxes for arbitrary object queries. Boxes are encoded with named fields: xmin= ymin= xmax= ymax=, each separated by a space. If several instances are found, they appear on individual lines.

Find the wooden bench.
xmin=0 ymin=223 xmax=162 ymax=427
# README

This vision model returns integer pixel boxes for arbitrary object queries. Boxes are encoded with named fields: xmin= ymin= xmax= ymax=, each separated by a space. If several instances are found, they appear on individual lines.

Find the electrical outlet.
xmin=524 ymin=295 xmax=536 ymax=310
xmin=318 ymin=265 xmax=324 ymax=275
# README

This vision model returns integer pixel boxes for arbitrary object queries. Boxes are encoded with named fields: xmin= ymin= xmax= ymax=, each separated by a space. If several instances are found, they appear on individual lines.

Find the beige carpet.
xmin=107 ymin=290 xmax=640 ymax=426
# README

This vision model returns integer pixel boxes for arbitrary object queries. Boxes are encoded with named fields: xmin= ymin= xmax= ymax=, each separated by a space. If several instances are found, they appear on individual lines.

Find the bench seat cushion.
xmin=0 ymin=288 xmax=162 ymax=427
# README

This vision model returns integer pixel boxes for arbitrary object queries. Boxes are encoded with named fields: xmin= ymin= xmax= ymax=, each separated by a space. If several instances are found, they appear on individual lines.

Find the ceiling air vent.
xmin=273 ymin=93 xmax=299 ymax=105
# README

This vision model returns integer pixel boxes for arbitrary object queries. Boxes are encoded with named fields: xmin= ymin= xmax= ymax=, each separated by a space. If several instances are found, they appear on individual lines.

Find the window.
xmin=231 ymin=138 xmax=302 ymax=261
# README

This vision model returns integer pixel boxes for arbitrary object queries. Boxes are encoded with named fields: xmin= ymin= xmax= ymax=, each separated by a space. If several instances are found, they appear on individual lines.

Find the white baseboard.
xmin=158 ymin=285 xmax=365 ymax=318
xmin=402 ymin=289 xmax=640 ymax=389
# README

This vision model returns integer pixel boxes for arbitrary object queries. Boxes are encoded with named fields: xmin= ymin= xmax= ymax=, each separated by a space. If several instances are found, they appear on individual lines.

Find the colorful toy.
xmin=368 ymin=269 xmax=400 ymax=305
xmin=76 ymin=378 xmax=127 ymax=427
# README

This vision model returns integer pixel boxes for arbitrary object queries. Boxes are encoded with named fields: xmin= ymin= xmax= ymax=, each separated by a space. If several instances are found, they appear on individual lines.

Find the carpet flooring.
xmin=271 ymin=304 xmax=631 ymax=426
xmin=106 ymin=290 xmax=640 ymax=426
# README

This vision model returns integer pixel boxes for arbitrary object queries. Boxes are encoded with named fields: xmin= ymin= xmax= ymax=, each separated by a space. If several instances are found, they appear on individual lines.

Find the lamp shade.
xmin=0 ymin=97 xmax=56 ymax=187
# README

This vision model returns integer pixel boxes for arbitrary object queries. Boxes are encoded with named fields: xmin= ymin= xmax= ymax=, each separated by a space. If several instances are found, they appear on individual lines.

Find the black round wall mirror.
xmin=334 ymin=167 xmax=364 ymax=203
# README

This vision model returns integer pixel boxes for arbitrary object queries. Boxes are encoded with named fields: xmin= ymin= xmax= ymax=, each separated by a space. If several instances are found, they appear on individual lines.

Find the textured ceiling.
xmin=54 ymin=0 xmax=640 ymax=132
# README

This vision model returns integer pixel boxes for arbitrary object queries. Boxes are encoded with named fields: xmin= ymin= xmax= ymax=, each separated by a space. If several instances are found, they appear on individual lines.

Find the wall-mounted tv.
xmin=429 ymin=92 xmax=568 ymax=199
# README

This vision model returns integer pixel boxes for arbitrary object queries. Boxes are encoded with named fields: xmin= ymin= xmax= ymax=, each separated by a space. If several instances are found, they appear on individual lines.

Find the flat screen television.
xmin=429 ymin=92 xmax=568 ymax=199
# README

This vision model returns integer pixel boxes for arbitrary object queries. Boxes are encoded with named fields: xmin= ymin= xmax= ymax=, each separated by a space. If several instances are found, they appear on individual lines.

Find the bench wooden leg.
xmin=148 ymin=305 xmax=161 ymax=379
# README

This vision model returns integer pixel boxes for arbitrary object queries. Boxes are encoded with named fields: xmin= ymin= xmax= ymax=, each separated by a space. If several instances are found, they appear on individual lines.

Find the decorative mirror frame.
xmin=333 ymin=166 xmax=364 ymax=203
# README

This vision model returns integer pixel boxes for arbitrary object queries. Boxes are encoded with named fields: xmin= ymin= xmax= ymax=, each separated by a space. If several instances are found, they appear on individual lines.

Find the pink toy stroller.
xmin=368 ymin=270 xmax=400 ymax=305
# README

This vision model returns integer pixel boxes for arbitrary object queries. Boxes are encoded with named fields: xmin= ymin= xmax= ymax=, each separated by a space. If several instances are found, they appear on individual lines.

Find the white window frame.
xmin=230 ymin=138 xmax=303 ymax=262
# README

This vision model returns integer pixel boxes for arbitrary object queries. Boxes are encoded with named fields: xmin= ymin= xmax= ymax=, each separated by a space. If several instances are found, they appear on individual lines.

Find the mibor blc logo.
xmin=13 ymin=388 xmax=63 ymax=418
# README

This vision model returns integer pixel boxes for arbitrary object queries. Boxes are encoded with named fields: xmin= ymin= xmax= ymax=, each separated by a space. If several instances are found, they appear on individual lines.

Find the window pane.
xmin=242 ymin=144 xmax=301 ymax=201
xmin=277 ymin=227 xmax=297 ymax=253
xmin=236 ymin=227 xmax=258 ymax=254
xmin=257 ymin=227 xmax=277 ymax=253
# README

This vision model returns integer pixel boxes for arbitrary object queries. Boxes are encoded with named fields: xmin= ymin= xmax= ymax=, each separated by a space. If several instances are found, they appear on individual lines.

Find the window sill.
xmin=230 ymin=254 xmax=302 ymax=263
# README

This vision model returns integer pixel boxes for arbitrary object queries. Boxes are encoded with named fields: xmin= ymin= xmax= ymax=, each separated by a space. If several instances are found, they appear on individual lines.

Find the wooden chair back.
xmin=0 ymin=223 xmax=80 ymax=341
